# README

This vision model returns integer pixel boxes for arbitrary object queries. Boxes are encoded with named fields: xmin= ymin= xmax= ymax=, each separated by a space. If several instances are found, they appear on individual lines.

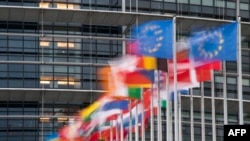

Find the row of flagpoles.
xmin=46 ymin=16 xmax=240 ymax=141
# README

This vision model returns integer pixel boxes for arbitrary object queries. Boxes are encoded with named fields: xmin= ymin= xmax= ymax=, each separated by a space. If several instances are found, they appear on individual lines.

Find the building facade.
xmin=0 ymin=0 xmax=250 ymax=141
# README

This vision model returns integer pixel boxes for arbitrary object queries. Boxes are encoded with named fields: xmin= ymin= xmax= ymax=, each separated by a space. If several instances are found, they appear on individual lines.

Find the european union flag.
xmin=189 ymin=22 xmax=237 ymax=61
xmin=131 ymin=20 xmax=173 ymax=59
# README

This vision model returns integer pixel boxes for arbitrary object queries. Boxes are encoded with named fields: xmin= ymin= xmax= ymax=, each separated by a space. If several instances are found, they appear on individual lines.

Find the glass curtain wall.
xmin=0 ymin=0 xmax=250 ymax=141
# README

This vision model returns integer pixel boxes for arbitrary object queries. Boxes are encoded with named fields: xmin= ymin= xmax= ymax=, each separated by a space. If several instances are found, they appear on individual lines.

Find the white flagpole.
xmin=150 ymin=85 xmax=154 ymax=141
xmin=237 ymin=6 xmax=243 ymax=125
xmin=110 ymin=120 xmax=113 ymax=141
xmin=166 ymin=72 xmax=172 ymax=141
xmin=211 ymin=70 xmax=216 ymax=141
xmin=157 ymin=70 xmax=162 ymax=141
xmin=165 ymin=72 xmax=169 ymax=141
xmin=173 ymin=16 xmax=179 ymax=141
xmin=178 ymin=91 xmax=182 ymax=141
xmin=135 ymin=100 xmax=139 ymax=141
xmin=141 ymin=88 xmax=145 ymax=141
xmin=129 ymin=100 xmax=132 ymax=141
xmin=116 ymin=120 xmax=119 ymax=141
xmin=120 ymin=111 xmax=124 ymax=141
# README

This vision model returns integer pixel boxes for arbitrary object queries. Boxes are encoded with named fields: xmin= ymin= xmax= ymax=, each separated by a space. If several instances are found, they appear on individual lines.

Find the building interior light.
xmin=40 ymin=41 xmax=50 ymax=47
xmin=68 ymin=82 xmax=75 ymax=85
xmin=68 ymin=42 xmax=75 ymax=48
xmin=40 ymin=81 xmax=50 ymax=84
xmin=39 ymin=2 xmax=50 ymax=8
xmin=57 ymin=117 xmax=68 ymax=122
xmin=40 ymin=117 xmax=50 ymax=122
xmin=57 ymin=3 xmax=67 ymax=9
xmin=57 ymin=42 xmax=68 ymax=48
xmin=57 ymin=42 xmax=75 ymax=48
xmin=58 ymin=81 xmax=75 ymax=85
xmin=58 ymin=81 xmax=68 ymax=85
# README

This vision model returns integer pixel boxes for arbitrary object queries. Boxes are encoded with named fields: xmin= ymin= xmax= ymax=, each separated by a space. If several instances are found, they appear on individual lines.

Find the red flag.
xmin=121 ymin=70 xmax=155 ymax=88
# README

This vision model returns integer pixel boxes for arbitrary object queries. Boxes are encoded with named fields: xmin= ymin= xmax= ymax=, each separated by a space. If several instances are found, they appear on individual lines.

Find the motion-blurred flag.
xmin=122 ymin=70 xmax=155 ymax=88
xmin=130 ymin=20 xmax=173 ymax=59
xmin=45 ymin=133 xmax=60 ymax=141
xmin=135 ymin=56 xmax=168 ymax=72
xmin=189 ymin=22 xmax=237 ymax=61
xmin=100 ymin=99 xmax=129 ymax=111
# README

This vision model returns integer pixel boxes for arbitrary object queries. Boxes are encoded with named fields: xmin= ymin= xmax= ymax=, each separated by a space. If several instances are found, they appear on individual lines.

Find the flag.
xmin=100 ymin=99 xmax=129 ymax=111
xmin=45 ymin=133 xmax=60 ymax=141
xmin=122 ymin=70 xmax=155 ymax=88
xmin=189 ymin=22 xmax=237 ymax=61
xmin=135 ymin=56 xmax=168 ymax=72
xmin=130 ymin=20 xmax=174 ymax=59
xmin=170 ymin=90 xmax=189 ymax=101
xmin=128 ymin=87 xmax=142 ymax=99
xmin=79 ymin=96 xmax=113 ymax=122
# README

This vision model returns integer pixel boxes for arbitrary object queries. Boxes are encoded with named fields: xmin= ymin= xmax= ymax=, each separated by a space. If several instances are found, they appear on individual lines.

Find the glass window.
xmin=9 ymin=79 xmax=23 ymax=88
xmin=227 ymin=2 xmax=235 ymax=9
xmin=24 ymin=40 xmax=36 ymax=48
xmin=164 ymin=0 xmax=175 ymax=2
xmin=227 ymin=77 xmax=236 ymax=84
xmin=240 ymin=3 xmax=249 ymax=10
xmin=8 ymin=40 xmax=23 ymax=48
xmin=24 ymin=65 xmax=37 ymax=72
xmin=215 ymin=76 xmax=223 ymax=83
xmin=190 ymin=0 xmax=201 ymax=5
xmin=54 ymin=66 xmax=67 ymax=73
xmin=0 ymin=64 xmax=7 ymax=71
xmin=177 ymin=0 xmax=188 ymax=4
xmin=0 ymin=119 xmax=7 ymax=127
xmin=243 ymin=79 xmax=250 ymax=86
xmin=0 ymin=40 xmax=7 ymax=47
xmin=190 ymin=5 xmax=201 ymax=13
xmin=215 ymin=1 xmax=225 ymax=7
xmin=23 ymin=80 xmax=38 ymax=88
xmin=202 ymin=0 xmax=213 ymax=6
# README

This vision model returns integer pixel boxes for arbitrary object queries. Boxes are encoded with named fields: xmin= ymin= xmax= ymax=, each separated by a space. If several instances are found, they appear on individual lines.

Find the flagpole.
xmin=129 ymin=100 xmax=132 ymax=141
xmin=156 ymin=70 xmax=162 ymax=141
xmin=178 ymin=91 xmax=182 ymax=141
xmin=211 ymin=70 xmax=216 ymax=141
xmin=166 ymin=72 xmax=172 ymax=141
xmin=140 ymin=88 xmax=145 ymax=141
xmin=110 ymin=120 xmax=113 ymax=141
xmin=201 ymin=82 xmax=205 ymax=141
xmin=120 ymin=111 xmax=124 ymax=141
xmin=150 ymin=85 xmax=154 ymax=141
xmin=190 ymin=88 xmax=194 ymax=141
xmin=116 ymin=120 xmax=119 ymax=141
xmin=173 ymin=16 xmax=179 ymax=141
xmin=135 ymin=100 xmax=139 ymax=141
xmin=237 ymin=16 xmax=243 ymax=125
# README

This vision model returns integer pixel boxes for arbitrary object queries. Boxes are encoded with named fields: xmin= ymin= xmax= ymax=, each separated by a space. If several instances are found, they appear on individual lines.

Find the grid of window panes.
xmin=0 ymin=0 xmax=250 ymax=21
xmin=0 ymin=22 xmax=122 ymax=89
xmin=1 ymin=0 xmax=250 ymax=141
xmin=0 ymin=102 xmax=83 ymax=141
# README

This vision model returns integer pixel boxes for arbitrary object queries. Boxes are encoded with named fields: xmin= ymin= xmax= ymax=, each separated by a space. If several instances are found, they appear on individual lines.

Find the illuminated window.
xmin=57 ymin=117 xmax=68 ymax=122
xmin=57 ymin=42 xmax=75 ymax=48
xmin=57 ymin=42 xmax=68 ymax=48
xmin=40 ymin=80 xmax=51 ymax=84
xmin=39 ymin=2 xmax=50 ymax=8
xmin=40 ymin=117 xmax=50 ymax=122
xmin=40 ymin=76 xmax=52 ymax=85
xmin=68 ymin=4 xmax=75 ymax=9
xmin=57 ymin=3 xmax=67 ymax=9
xmin=40 ymin=41 xmax=50 ymax=47
xmin=68 ymin=42 xmax=75 ymax=48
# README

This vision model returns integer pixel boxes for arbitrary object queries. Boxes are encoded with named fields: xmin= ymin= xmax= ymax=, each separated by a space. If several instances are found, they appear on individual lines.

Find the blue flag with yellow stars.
xmin=131 ymin=20 xmax=173 ymax=59
xmin=189 ymin=22 xmax=237 ymax=61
